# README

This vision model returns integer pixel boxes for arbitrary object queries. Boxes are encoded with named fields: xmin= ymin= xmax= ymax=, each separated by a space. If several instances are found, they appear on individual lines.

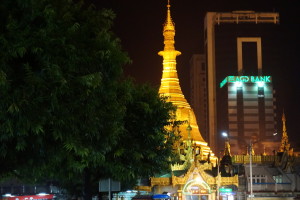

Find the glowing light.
xmin=257 ymin=81 xmax=264 ymax=87
xmin=220 ymin=76 xmax=271 ymax=88
xmin=126 ymin=190 xmax=137 ymax=193
xmin=222 ymin=132 xmax=228 ymax=137
xmin=37 ymin=193 xmax=48 ymax=196
xmin=182 ymin=179 xmax=211 ymax=195
xmin=234 ymin=81 xmax=243 ymax=88
xmin=195 ymin=177 xmax=201 ymax=182
xmin=219 ymin=188 xmax=232 ymax=193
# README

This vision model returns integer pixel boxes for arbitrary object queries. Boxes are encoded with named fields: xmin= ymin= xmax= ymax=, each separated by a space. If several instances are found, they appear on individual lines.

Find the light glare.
xmin=257 ymin=81 xmax=264 ymax=87
xmin=37 ymin=193 xmax=48 ymax=196
xmin=222 ymin=132 xmax=228 ymax=137
xmin=234 ymin=81 xmax=243 ymax=88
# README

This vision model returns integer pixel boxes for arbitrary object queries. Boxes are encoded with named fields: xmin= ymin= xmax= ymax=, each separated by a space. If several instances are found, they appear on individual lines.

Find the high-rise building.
xmin=199 ymin=11 xmax=280 ymax=153
xmin=218 ymin=37 xmax=278 ymax=155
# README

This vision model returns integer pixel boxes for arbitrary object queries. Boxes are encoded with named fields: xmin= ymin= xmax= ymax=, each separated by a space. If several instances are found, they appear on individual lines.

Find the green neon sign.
xmin=220 ymin=76 xmax=272 ymax=88
xmin=219 ymin=188 xmax=232 ymax=193
xmin=220 ymin=78 xmax=228 ymax=88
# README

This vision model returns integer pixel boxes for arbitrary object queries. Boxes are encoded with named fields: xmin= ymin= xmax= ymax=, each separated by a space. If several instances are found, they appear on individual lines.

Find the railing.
xmin=233 ymin=155 xmax=275 ymax=164
xmin=249 ymin=182 xmax=292 ymax=192
xmin=150 ymin=177 xmax=171 ymax=187
xmin=215 ymin=11 xmax=279 ymax=24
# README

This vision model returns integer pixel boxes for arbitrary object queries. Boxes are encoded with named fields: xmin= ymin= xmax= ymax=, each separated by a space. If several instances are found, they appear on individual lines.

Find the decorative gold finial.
xmin=262 ymin=145 xmax=267 ymax=156
xmin=224 ymin=137 xmax=231 ymax=156
xmin=251 ymin=144 xmax=255 ymax=156
xmin=187 ymin=111 xmax=192 ymax=139
xmin=282 ymin=109 xmax=286 ymax=133
xmin=162 ymin=0 xmax=175 ymax=33
xmin=279 ymin=109 xmax=290 ymax=152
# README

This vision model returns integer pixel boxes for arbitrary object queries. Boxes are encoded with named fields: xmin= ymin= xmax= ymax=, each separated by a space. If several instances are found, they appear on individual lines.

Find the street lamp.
xmin=222 ymin=132 xmax=228 ymax=138
xmin=217 ymin=133 xmax=227 ymax=200
xmin=249 ymin=140 xmax=254 ymax=200
xmin=216 ymin=152 xmax=221 ymax=200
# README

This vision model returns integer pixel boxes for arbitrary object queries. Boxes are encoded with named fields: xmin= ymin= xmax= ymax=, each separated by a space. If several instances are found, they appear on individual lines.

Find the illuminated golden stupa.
xmin=158 ymin=2 xmax=214 ymax=158
xmin=145 ymin=3 xmax=238 ymax=197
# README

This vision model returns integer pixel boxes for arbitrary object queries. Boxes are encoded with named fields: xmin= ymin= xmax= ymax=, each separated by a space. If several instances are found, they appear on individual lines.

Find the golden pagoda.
xmin=146 ymin=3 xmax=239 ymax=199
xmin=158 ymin=1 xmax=214 ymax=159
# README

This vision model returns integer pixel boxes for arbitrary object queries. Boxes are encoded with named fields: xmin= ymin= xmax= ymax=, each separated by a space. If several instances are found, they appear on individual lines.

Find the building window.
xmin=249 ymin=175 xmax=267 ymax=184
xmin=273 ymin=175 xmax=282 ymax=183
xmin=258 ymin=87 xmax=264 ymax=98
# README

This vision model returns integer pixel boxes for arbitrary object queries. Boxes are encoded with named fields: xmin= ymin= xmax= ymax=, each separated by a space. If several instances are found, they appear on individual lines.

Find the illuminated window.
xmin=273 ymin=175 xmax=282 ymax=183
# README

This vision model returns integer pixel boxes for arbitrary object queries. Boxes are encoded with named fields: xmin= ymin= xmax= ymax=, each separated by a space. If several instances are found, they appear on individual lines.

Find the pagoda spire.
xmin=164 ymin=0 xmax=175 ymax=34
xmin=158 ymin=1 xmax=209 ymax=146
xmin=279 ymin=110 xmax=290 ymax=152
xmin=158 ymin=1 xmax=189 ymax=108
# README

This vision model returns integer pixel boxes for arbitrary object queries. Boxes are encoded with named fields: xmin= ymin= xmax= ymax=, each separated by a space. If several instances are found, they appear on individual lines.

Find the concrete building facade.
xmin=190 ymin=54 xmax=208 ymax=142
xmin=219 ymin=74 xmax=277 ymax=155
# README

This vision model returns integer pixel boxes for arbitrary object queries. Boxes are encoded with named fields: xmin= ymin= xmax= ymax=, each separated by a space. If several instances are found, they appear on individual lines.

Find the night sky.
xmin=95 ymin=0 xmax=300 ymax=147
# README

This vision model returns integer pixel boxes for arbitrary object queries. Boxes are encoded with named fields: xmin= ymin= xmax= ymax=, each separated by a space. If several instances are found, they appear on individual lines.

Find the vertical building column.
xmin=177 ymin=190 xmax=182 ymax=200
xmin=258 ymin=86 xmax=266 ymax=139
xmin=236 ymin=87 xmax=244 ymax=143
xmin=237 ymin=37 xmax=262 ymax=75
xmin=204 ymin=12 xmax=217 ymax=152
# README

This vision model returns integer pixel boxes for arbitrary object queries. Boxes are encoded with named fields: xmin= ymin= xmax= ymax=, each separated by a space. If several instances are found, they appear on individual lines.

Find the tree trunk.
xmin=83 ymin=168 xmax=92 ymax=200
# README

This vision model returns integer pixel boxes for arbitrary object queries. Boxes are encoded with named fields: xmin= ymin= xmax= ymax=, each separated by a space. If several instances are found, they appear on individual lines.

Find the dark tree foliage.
xmin=0 ymin=0 xmax=127 ymax=176
xmin=0 ymin=0 xmax=179 ymax=199
xmin=104 ymin=82 xmax=180 ymax=183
